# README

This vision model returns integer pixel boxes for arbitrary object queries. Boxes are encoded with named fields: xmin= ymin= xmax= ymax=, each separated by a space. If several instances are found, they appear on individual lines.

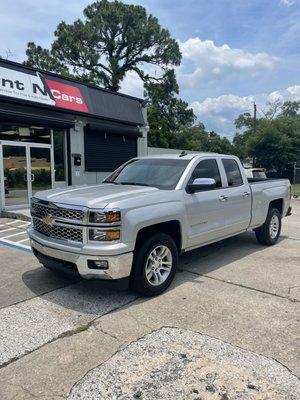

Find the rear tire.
xmin=255 ymin=208 xmax=281 ymax=245
xmin=131 ymin=232 xmax=178 ymax=296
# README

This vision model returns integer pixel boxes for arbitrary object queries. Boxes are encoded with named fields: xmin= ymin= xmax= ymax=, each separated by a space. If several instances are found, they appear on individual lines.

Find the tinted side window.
xmin=222 ymin=159 xmax=243 ymax=186
xmin=190 ymin=159 xmax=222 ymax=188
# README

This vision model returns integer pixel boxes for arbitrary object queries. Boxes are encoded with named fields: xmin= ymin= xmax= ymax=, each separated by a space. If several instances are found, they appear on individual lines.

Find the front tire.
xmin=255 ymin=208 xmax=281 ymax=245
xmin=131 ymin=232 xmax=178 ymax=296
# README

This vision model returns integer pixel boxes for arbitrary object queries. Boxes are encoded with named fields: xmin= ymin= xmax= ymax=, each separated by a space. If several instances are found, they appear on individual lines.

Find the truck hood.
xmin=34 ymin=184 xmax=158 ymax=209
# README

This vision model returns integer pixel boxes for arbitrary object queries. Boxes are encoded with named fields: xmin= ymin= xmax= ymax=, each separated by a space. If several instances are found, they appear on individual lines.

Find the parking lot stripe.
xmin=16 ymin=223 xmax=30 ymax=228
xmin=2 ymin=231 xmax=27 ymax=239
xmin=16 ymin=238 xmax=30 ymax=243
xmin=0 ymin=227 xmax=19 ymax=233
xmin=4 ymin=220 xmax=22 ymax=225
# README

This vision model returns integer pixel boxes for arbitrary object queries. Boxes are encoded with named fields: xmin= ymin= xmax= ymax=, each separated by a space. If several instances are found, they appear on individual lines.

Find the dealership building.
xmin=0 ymin=59 xmax=148 ymax=212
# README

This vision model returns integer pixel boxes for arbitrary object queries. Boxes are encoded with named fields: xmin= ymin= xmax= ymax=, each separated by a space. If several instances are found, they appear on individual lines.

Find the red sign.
xmin=45 ymin=79 xmax=89 ymax=113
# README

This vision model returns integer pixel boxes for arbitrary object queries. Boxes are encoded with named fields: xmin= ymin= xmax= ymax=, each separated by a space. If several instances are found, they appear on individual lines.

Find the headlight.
xmin=89 ymin=229 xmax=120 ymax=241
xmin=89 ymin=210 xmax=121 ymax=223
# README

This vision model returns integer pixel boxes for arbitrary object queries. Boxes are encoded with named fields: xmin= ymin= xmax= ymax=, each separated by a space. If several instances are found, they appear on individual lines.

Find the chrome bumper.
xmin=30 ymin=238 xmax=133 ymax=280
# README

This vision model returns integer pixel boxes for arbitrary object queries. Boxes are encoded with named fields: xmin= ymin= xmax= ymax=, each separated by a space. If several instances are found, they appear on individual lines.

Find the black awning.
xmin=86 ymin=122 xmax=142 ymax=137
xmin=0 ymin=107 xmax=75 ymax=129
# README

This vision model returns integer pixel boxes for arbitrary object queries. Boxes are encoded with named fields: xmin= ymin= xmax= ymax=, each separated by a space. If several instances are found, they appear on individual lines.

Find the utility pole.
xmin=253 ymin=102 xmax=257 ymax=133
xmin=252 ymin=102 xmax=257 ymax=167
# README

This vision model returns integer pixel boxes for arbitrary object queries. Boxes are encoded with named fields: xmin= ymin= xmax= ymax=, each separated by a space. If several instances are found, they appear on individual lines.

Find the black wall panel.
xmin=84 ymin=128 xmax=138 ymax=172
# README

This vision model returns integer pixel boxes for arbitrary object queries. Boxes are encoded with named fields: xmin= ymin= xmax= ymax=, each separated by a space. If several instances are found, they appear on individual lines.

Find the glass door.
xmin=1 ymin=144 xmax=29 ymax=207
xmin=30 ymin=146 xmax=52 ymax=197
xmin=1 ymin=142 xmax=53 ymax=209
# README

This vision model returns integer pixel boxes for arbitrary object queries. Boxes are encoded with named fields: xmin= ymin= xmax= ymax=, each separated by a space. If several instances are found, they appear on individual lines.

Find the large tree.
xmin=233 ymin=101 xmax=300 ymax=176
xmin=145 ymin=69 xmax=196 ymax=148
xmin=24 ymin=0 xmax=181 ymax=91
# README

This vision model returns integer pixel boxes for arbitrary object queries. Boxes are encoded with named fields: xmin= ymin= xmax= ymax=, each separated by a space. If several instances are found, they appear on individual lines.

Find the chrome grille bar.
xmin=32 ymin=217 xmax=83 ymax=242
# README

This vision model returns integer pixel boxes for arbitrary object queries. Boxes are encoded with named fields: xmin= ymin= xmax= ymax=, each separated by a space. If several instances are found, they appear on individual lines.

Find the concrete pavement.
xmin=0 ymin=200 xmax=299 ymax=399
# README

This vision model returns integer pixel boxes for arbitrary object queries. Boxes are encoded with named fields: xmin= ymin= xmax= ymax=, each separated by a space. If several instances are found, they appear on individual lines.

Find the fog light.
xmin=88 ymin=260 xmax=109 ymax=270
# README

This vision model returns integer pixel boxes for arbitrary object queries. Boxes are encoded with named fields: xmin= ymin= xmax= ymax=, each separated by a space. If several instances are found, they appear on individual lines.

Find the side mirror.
xmin=187 ymin=178 xmax=216 ymax=193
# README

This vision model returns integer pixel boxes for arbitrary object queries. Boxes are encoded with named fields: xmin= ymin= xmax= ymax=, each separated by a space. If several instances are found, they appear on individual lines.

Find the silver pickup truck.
xmin=28 ymin=153 xmax=292 ymax=296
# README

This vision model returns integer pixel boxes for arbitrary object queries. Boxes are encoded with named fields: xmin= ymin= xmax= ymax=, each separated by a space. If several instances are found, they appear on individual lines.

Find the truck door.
xmin=184 ymin=158 xmax=228 ymax=248
xmin=219 ymin=158 xmax=251 ymax=235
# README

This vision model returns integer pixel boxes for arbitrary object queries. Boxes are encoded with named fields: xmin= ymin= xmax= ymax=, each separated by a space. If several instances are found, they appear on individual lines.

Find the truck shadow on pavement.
xmin=21 ymin=231 xmax=288 ymax=314
xmin=179 ymin=230 xmax=287 ymax=275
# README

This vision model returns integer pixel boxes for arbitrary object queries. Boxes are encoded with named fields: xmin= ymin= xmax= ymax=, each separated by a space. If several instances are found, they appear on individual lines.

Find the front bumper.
xmin=30 ymin=238 xmax=133 ymax=280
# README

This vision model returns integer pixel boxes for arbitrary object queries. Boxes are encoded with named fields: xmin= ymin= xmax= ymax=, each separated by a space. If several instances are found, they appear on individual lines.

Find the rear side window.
xmin=222 ymin=159 xmax=243 ymax=186
xmin=190 ymin=159 xmax=222 ymax=188
xmin=253 ymin=171 xmax=266 ymax=179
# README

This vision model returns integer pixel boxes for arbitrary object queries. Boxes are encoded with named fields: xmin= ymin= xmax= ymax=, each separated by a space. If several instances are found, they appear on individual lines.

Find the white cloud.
xmin=190 ymin=85 xmax=300 ymax=139
xmin=190 ymin=94 xmax=255 ymax=115
xmin=178 ymin=38 xmax=278 ymax=87
xmin=120 ymin=70 xmax=144 ymax=98
xmin=177 ymin=38 xmax=279 ymax=91
xmin=280 ymin=0 xmax=295 ymax=6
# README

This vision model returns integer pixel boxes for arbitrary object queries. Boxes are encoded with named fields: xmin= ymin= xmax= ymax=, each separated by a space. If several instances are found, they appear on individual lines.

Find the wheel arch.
xmin=135 ymin=220 xmax=182 ymax=253
xmin=269 ymin=198 xmax=283 ymax=215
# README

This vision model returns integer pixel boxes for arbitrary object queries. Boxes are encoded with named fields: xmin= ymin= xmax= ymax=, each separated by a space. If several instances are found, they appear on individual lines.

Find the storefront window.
xmin=0 ymin=124 xmax=51 ymax=144
xmin=53 ymin=130 xmax=66 ymax=182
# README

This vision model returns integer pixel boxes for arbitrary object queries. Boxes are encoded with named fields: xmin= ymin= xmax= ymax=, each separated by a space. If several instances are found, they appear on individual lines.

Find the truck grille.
xmin=32 ymin=217 xmax=83 ymax=242
xmin=31 ymin=202 xmax=84 ymax=222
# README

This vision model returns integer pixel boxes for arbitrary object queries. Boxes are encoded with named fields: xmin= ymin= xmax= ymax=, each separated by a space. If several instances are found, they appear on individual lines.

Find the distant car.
xmin=4 ymin=177 xmax=9 ymax=194
xmin=244 ymin=168 xmax=267 ymax=180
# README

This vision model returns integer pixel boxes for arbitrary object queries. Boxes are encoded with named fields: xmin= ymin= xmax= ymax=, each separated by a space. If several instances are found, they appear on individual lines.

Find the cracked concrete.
xmin=68 ymin=327 xmax=300 ymax=400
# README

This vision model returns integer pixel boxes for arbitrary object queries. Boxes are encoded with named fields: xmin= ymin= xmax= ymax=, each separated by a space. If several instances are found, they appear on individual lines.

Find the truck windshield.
xmin=103 ymin=158 xmax=190 ymax=190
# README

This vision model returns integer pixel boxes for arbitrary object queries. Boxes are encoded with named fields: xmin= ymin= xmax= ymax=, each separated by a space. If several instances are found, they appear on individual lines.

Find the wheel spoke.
xmin=153 ymin=272 xmax=160 ymax=285
xmin=146 ymin=269 xmax=153 ymax=279
xmin=156 ymin=271 xmax=163 ymax=283
xmin=160 ymin=263 xmax=171 ymax=271
xmin=148 ymin=253 xmax=156 ymax=262
xmin=159 ymin=247 xmax=168 ymax=258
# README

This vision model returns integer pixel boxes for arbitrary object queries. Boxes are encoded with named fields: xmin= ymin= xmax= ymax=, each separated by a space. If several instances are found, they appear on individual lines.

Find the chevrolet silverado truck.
xmin=28 ymin=153 xmax=292 ymax=296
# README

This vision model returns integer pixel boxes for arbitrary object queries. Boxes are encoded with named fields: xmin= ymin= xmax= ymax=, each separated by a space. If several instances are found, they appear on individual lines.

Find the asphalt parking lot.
xmin=0 ymin=201 xmax=299 ymax=399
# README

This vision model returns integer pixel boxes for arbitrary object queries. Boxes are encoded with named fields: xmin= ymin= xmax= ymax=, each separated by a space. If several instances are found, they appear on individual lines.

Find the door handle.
xmin=242 ymin=192 xmax=250 ymax=197
xmin=219 ymin=195 xmax=228 ymax=202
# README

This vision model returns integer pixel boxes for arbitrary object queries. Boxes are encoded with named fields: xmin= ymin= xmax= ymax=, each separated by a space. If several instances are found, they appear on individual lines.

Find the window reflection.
xmin=0 ymin=124 xmax=51 ymax=144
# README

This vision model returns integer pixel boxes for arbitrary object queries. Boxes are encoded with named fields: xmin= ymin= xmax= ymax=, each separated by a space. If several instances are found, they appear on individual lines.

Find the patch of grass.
xmin=71 ymin=325 xmax=90 ymax=335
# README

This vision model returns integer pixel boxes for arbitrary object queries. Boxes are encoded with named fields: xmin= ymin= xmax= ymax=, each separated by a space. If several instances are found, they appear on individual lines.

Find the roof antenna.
xmin=179 ymin=151 xmax=187 ymax=157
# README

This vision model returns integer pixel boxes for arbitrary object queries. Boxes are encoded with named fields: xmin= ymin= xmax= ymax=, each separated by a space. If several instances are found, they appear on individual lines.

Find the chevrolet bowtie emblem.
xmin=42 ymin=214 xmax=54 ymax=226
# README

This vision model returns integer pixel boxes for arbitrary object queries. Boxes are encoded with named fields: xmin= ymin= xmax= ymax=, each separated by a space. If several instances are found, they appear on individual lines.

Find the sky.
xmin=0 ymin=0 xmax=299 ymax=139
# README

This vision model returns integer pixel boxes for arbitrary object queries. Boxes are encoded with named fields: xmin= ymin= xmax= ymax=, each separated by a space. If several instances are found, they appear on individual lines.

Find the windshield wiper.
xmin=118 ymin=182 xmax=150 ymax=186
xmin=102 ymin=180 xmax=120 ymax=185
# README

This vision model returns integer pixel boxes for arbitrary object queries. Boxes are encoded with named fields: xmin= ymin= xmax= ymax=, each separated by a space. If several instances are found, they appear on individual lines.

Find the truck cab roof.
xmin=140 ymin=152 xmax=229 ymax=160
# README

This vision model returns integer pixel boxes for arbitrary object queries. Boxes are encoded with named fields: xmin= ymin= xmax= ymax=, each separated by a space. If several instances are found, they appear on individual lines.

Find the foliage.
xmin=24 ymin=0 xmax=181 ymax=91
xmin=169 ymin=125 xmax=234 ymax=154
xmin=5 ymin=168 xmax=51 ymax=189
xmin=145 ymin=69 xmax=196 ymax=148
xmin=233 ymin=101 xmax=300 ymax=176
